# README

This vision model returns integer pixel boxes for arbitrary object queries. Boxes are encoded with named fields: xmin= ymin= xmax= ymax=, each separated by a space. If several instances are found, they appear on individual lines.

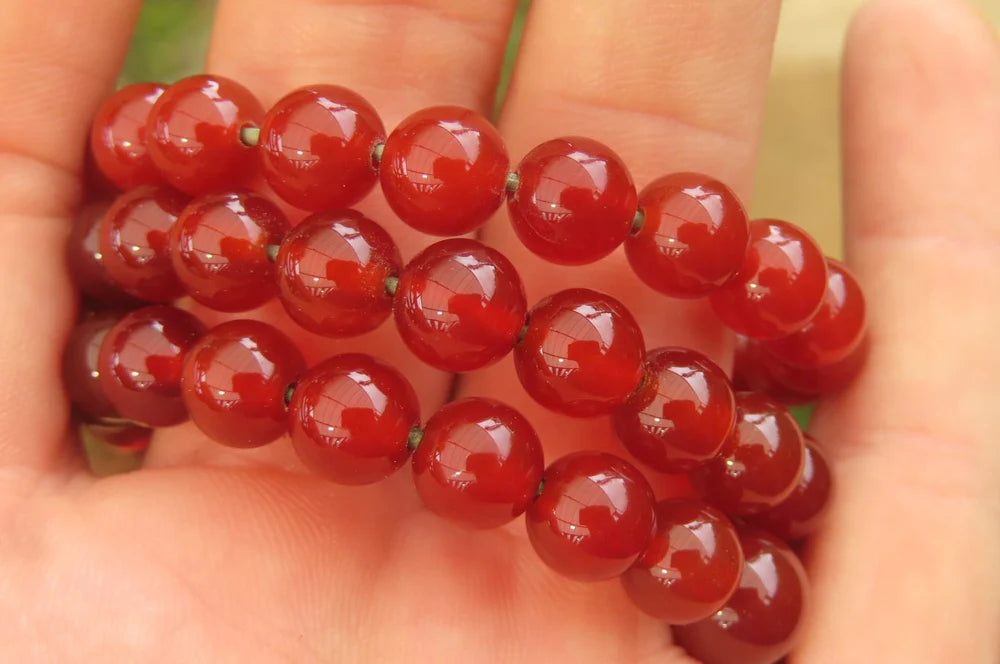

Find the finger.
xmin=796 ymin=1 xmax=1000 ymax=661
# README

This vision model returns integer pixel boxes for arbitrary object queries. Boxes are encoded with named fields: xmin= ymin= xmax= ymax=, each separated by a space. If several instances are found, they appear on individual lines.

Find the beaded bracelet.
xmin=64 ymin=73 xmax=864 ymax=664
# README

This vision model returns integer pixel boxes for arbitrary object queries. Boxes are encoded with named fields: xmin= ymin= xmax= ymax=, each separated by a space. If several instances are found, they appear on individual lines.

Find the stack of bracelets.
xmin=63 ymin=74 xmax=867 ymax=664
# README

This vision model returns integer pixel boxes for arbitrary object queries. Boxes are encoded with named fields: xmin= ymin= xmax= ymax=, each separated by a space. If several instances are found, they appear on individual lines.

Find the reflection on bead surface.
xmin=90 ymin=83 xmax=166 ymax=191
xmin=526 ymin=451 xmax=656 ymax=581
xmin=514 ymin=289 xmax=645 ymax=417
xmin=63 ymin=313 xmax=122 ymax=420
xmin=508 ymin=137 xmax=636 ymax=265
xmin=380 ymin=106 xmax=508 ymax=236
xmin=289 ymin=354 xmax=420 ymax=484
xmin=182 ymin=320 xmax=305 ymax=448
xmin=277 ymin=210 xmax=401 ymax=337
xmin=622 ymin=500 xmax=743 ymax=624
xmin=260 ymin=85 xmax=384 ymax=211
xmin=67 ymin=202 xmax=143 ymax=306
xmin=395 ymin=239 xmax=526 ymax=372
xmin=614 ymin=347 xmax=735 ymax=473
xmin=625 ymin=173 xmax=749 ymax=298
xmin=412 ymin=398 xmax=543 ymax=529
xmin=748 ymin=436 xmax=831 ymax=541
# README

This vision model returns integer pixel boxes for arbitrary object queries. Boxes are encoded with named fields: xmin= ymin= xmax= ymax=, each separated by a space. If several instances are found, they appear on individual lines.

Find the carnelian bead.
xmin=67 ymin=202 xmax=143 ymax=306
xmin=380 ymin=106 xmax=508 ymax=236
xmin=146 ymin=75 xmax=263 ymax=196
xmin=171 ymin=192 xmax=289 ymax=312
xmin=709 ymin=219 xmax=827 ymax=340
xmin=694 ymin=392 xmax=806 ymax=516
xmin=260 ymin=85 xmax=385 ymax=211
xmin=98 ymin=305 xmax=206 ymax=427
xmin=748 ymin=436 xmax=831 ymax=541
xmin=395 ymin=239 xmax=526 ymax=372
xmin=621 ymin=500 xmax=743 ymax=624
xmin=625 ymin=172 xmax=749 ymax=298
xmin=99 ymin=186 xmax=188 ymax=302
xmin=63 ymin=313 xmax=122 ymax=420
xmin=769 ymin=335 xmax=869 ymax=397
xmin=276 ymin=210 xmax=401 ymax=337
xmin=613 ymin=347 xmax=735 ymax=473
xmin=526 ymin=451 xmax=655 ymax=581
xmin=90 ymin=83 xmax=166 ymax=190
xmin=181 ymin=320 xmax=305 ymax=448
xmin=411 ymin=398 xmax=543 ymax=529
xmin=508 ymin=137 xmax=637 ymax=265
xmin=674 ymin=529 xmax=808 ymax=664
xmin=289 ymin=354 xmax=420 ymax=485
xmin=514 ymin=288 xmax=645 ymax=417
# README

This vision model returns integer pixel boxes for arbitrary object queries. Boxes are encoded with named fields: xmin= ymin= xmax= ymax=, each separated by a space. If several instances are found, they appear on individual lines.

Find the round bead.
xmin=67 ymin=202 xmax=143 ymax=306
xmin=260 ymin=85 xmax=385 ymax=211
xmin=380 ymin=106 xmax=508 ymax=236
xmin=768 ymin=337 xmax=869 ymax=396
xmin=732 ymin=335 xmax=814 ymax=406
xmin=90 ymin=82 xmax=167 ymax=190
xmin=709 ymin=219 xmax=828 ymax=340
xmin=748 ymin=436 xmax=832 ymax=541
xmin=514 ymin=288 xmax=645 ymax=417
xmin=98 ymin=305 xmax=206 ymax=427
xmin=181 ymin=320 xmax=305 ymax=448
xmin=411 ymin=398 xmax=544 ymax=529
xmin=673 ymin=529 xmax=808 ymax=664
xmin=694 ymin=392 xmax=806 ymax=516
xmin=289 ymin=354 xmax=420 ymax=485
xmin=394 ymin=239 xmax=526 ymax=372
xmin=613 ymin=347 xmax=735 ymax=473
xmin=508 ymin=137 xmax=637 ymax=265
xmin=526 ymin=451 xmax=656 ymax=581
xmin=146 ymin=74 xmax=263 ymax=196
xmin=171 ymin=192 xmax=289 ymax=312
xmin=625 ymin=172 xmax=749 ymax=298
xmin=621 ymin=500 xmax=743 ymax=624
xmin=99 ymin=185 xmax=188 ymax=302
xmin=63 ymin=313 xmax=122 ymax=420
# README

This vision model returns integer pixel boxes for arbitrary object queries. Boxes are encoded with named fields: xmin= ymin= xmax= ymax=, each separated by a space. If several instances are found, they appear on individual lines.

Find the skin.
xmin=0 ymin=0 xmax=997 ymax=661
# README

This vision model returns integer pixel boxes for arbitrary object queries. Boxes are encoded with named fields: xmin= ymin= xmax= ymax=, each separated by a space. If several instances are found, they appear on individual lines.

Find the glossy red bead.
xmin=748 ymin=436 xmax=831 ymax=541
xmin=625 ymin=172 xmax=749 ymax=298
xmin=508 ymin=137 xmax=637 ymax=265
xmin=613 ymin=347 xmax=735 ymax=473
xmin=67 ymin=202 xmax=143 ymax=306
xmin=621 ymin=500 xmax=743 ymax=624
xmin=769 ymin=335 xmax=869 ymax=397
xmin=694 ymin=392 xmax=806 ymax=515
xmin=63 ymin=313 xmax=122 ymax=420
xmin=526 ymin=451 xmax=656 ymax=581
xmin=99 ymin=186 xmax=188 ymax=302
xmin=732 ymin=335 xmax=814 ymax=406
xmin=709 ymin=219 xmax=828 ymax=340
xmin=514 ymin=289 xmax=645 ymax=417
xmin=380 ymin=106 xmax=508 ymax=236
xmin=182 ymin=320 xmax=305 ymax=448
xmin=90 ymin=82 xmax=167 ymax=190
xmin=146 ymin=75 xmax=263 ymax=195
xmin=412 ymin=397 xmax=544 ymax=529
xmin=289 ymin=354 xmax=420 ymax=485
xmin=171 ymin=191 xmax=289 ymax=312
xmin=674 ymin=529 xmax=808 ymax=664
xmin=395 ymin=239 xmax=526 ymax=372
xmin=260 ymin=85 xmax=385 ymax=211
xmin=98 ymin=305 xmax=206 ymax=427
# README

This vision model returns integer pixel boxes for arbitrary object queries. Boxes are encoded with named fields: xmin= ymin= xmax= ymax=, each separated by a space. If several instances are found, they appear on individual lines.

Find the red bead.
xmin=394 ymin=239 xmax=526 ymax=372
xmin=171 ymin=192 xmax=289 ymax=312
xmin=63 ymin=313 xmax=122 ymax=420
xmin=514 ymin=289 xmax=645 ymax=417
xmin=181 ymin=320 xmax=305 ymax=448
xmin=260 ymin=85 xmax=385 ymax=211
xmin=764 ymin=258 xmax=866 ymax=368
xmin=748 ymin=436 xmax=832 ymax=541
xmin=621 ymin=500 xmax=743 ymax=624
xmin=732 ymin=335 xmax=815 ymax=406
xmin=146 ymin=75 xmax=263 ymax=196
xmin=694 ymin=392 xmax=806 ymax=516
xmin=613 ymin=347 xmax=735 ymax=473
xmin=625 ymin=172 xmax=749 ymax=298
xmin=289 ymin=354 xmax=420 ymax=485
xmin=90 ymin=83 xmax=166 ymax=191
xmin=709 ymin=219 xmax=828 ymax=340
xmin=276 ymin=210 xmax=400 ymax=337
xmin=67 ymin=202 xmax=143 ymax=306
xmin=768 ymin=335 xmax=869 ymax=397
xmin=99 ymin=186 xmax=188 ymax=302
xmin=674 ymin=529 xmax=808 ymax=664
xmin=526 ymin=451 xmax=655 ymax=581
xmin=508 ymin=137 xmax=637 ymax=265
xmin=98 ymin=305 xmax=206 ymax=427
xmin=411 ymin=397 xmax=544 ymax=529
xmin=380 ymin=106 xmax=508 ymax=236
